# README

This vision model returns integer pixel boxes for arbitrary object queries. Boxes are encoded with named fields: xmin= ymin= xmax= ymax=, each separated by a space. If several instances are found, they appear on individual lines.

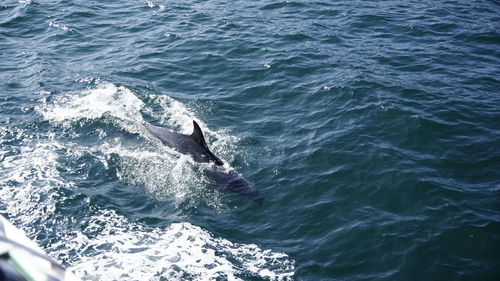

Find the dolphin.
xmin=143 ymin=120 xmax=263 ymax=204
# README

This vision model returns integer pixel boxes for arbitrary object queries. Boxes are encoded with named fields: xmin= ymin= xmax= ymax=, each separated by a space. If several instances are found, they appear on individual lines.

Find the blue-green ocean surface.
xmin=1 ymin=0 xmax=499 ymax=280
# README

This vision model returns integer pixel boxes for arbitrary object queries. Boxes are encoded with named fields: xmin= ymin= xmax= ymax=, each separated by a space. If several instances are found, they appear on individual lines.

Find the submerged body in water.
xmin=143 ymin=121 xmax=263 ymax=204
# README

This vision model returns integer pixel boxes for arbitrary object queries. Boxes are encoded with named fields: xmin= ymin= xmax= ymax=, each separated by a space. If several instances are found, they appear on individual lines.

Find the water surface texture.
xmin=1 ymin=0 xmax=499 ymax=280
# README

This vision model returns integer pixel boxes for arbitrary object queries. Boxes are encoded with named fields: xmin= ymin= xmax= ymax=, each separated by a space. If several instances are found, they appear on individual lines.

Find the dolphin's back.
xmin=143 ymin=123 xmax=183 ymax=148
xmin=144 ymin=121 xmax=223 ymax=165
xmin=205 ymin=168 xmax=264 ymax=204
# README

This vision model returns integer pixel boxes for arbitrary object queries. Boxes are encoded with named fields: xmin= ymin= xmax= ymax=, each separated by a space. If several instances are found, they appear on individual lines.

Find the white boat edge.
xmin=0 ymin=214 xmax=78 ymax=281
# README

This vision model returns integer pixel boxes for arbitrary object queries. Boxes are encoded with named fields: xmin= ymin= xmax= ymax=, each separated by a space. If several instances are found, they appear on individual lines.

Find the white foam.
xmin=0 ymin=137 xmax=71 ymax=227
xmin=39 ymin=83 xmax=145 ymax=129
xmin=99 ymin=141 xmax=222 ymax=207
xmin=54 ymin=212 xmax=295 ymax=281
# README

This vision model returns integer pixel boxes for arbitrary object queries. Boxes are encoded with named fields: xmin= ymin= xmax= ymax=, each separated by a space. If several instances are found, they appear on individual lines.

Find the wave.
xmin=37 ymin=82 xmax=245 ymax=207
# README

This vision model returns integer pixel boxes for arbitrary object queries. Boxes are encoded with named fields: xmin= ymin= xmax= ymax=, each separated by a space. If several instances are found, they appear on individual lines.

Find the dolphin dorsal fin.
xmin=191 ymin=120 xmax=208 ymax=147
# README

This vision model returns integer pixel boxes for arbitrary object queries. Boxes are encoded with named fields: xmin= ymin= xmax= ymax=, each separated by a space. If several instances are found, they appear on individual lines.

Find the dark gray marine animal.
xmin=144 ymin=120 xmax=263 ymax=204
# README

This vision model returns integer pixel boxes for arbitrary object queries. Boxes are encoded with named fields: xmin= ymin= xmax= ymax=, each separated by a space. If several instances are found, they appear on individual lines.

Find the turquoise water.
xmin=1 ymin=0 xmax=499 ymax=280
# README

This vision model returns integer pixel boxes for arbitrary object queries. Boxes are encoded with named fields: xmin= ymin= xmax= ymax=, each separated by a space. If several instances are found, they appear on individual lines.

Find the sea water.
xmin=0 ymin=0 xmax=499 ymax=280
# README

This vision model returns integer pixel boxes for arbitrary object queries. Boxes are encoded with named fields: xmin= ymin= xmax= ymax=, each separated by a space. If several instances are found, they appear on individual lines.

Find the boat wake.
xmin=0 ymin=82 xmax=295 ymax=280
